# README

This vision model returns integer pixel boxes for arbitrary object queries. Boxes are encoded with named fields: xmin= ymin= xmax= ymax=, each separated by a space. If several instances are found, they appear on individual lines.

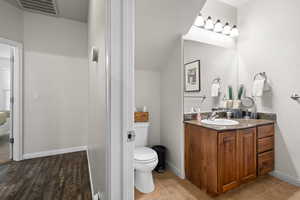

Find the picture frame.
xmin=184 ymin=60 xmax=201 ymax=92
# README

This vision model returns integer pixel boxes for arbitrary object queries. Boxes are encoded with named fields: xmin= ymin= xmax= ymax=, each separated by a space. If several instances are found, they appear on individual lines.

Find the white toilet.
xmin=134 ymin=122 xmax=158 ymax=193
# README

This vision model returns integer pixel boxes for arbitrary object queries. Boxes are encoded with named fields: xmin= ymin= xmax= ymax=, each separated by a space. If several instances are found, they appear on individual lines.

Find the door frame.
xmin=0 ymin=37 xmax=23 ymax=162
xmin=121 ymin=0 xmax=135 ymax=199
xmin=106 ymin=0 xmax=135 ymax=199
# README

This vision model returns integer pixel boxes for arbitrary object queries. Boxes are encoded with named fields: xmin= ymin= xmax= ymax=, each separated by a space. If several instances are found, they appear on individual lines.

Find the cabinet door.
xmin=185 ymin=125 xmax=202 ymax=188
xmin=218 ymin=131 xmax=239 ymax=193
xmin=258 ymin=151 xmax=274 ymax=176
xmin=238 ymin=128 xmax=257 ymax=182
xmin=184 ymin=124 xmax=191 ymax=180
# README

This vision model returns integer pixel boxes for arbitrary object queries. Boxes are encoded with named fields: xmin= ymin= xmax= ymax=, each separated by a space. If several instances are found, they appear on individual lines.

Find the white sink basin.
xmin=201 ymin=119 xmax=239 ymax=126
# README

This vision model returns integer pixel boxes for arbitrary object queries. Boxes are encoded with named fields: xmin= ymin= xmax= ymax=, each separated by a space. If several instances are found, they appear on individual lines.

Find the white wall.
xmin=184 ymin=40 xmax=238 ymax=113
xmin=135 ymin=0 xmax=206 ymax=70
xmin=202 ymin=0 xmax=237 ymax=25
xmin=0 ymin=1 xmax=89 ymax=155
xmin=135 ymin=70 xmax=160 ymax=145
xmin=23 ymin=12 xmax=88 ymax=154
xmin=0 ymin=0 xmax=23 ymax=42
xmin=238 ymin=0 xmax=300 ymax=183
xmin=87 ymin=0 xmax=107 ymax=197
xmin=160 ymin=38 xmax=184 ymax=177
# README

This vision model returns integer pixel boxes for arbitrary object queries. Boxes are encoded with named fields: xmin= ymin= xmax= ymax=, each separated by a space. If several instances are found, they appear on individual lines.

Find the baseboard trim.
xmin=23 ymin=146 xmax=88 ymax=160
xmin=270 ymin=170 xmax=300 ymax=186
xmin=166 ymin=161 xmax=185 ymax=179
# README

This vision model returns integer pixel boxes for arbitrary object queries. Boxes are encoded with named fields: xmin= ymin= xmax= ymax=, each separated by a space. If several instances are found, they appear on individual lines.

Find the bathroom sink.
xmin=201 ymin=119 xmax=239 ymax=126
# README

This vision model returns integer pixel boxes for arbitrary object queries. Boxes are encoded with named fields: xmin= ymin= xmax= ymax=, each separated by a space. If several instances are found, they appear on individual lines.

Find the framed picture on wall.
xmin=184 ymin=60 xmax=201 ymax=92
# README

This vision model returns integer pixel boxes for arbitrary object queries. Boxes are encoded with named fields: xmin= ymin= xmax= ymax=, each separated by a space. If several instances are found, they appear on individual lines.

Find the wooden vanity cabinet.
xmin=218 ymin=131 xmax=239 ymax=192
xmin=185 ymin=123 xmax=274 ymax=195
xmin=218 ymin=128 xmax=257 ymax=193
xmin=237 ymin=128 xmax=257 ymax=183
xmin=184 ymin=124 xmax=218 ymax=193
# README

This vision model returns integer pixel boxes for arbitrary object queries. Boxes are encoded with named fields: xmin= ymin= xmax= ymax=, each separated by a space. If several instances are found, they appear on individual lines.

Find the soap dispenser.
xmin=196 ymin=108 xmax=202 ymax=121
xmin=220 ymin=95 xmax=227 ymax=109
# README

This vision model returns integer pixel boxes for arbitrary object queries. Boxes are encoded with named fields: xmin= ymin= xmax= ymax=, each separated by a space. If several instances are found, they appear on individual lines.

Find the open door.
xmin=0 ymin=38 xmax=23 ymax=163
xmin=0 ymin=43 xmax=12 ymax=164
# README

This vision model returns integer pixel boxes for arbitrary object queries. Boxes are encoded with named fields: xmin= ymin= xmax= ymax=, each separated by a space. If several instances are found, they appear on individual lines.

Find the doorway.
xmin=0 ymin=43 xmax=13 ymax=164
xmin=0 ymin=38 xmax=23 ymax=163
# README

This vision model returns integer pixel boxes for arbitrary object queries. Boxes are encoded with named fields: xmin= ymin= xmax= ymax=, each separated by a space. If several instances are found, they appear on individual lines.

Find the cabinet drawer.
xmin=258 ymin=136 xmax=274 ymax=153
xmin=258 ymin=151 xmax=274 ymax=176
xmin=257 ymin=124 xmax=274 ymax=139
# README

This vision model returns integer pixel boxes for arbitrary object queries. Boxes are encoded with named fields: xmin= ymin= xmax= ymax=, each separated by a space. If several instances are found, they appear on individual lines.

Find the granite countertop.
xmin=184 ymin=119 xmax=274 ymax=131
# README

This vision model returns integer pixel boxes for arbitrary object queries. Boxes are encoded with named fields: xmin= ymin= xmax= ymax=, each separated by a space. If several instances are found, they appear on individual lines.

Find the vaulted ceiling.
xmin=218 ymin=0 xmax=249 ymax=7
xmin=135 ymin=0 xmax=207 ymax=70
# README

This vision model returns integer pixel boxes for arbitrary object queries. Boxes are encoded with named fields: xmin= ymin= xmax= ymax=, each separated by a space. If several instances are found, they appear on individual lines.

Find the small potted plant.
xmin=233 ymin=85 xmax=244 ymax=109
xmin=227 ymin=85 xmax=234 ymax=108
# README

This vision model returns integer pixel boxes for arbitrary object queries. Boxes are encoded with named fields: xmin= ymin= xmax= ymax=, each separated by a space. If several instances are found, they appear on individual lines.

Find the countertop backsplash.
xmin=184 ymin=111 xmax=276 ymax=122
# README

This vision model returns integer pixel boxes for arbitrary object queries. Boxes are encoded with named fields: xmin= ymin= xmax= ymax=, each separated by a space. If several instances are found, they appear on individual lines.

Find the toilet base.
xmin=134 ymin=170 xmax=155 ymax=193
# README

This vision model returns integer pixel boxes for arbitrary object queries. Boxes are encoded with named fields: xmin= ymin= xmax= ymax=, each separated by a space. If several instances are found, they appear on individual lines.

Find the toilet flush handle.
xmin=127 ymin=130 xmax=136 ymax=142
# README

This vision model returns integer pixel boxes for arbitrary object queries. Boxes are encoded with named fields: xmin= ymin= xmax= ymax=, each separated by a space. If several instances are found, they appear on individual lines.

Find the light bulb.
xmin=204 ymin=16 xmax=214 ymax=30
xmin=214 ymin=19 xmax=223 ymax=33
xmin=222 ymin=22 xmax=231 ymax=35
xmin=194 ymin=14 xmax=205 ymax=27
xmin=230 ymin=25 xmax=239 ymax=37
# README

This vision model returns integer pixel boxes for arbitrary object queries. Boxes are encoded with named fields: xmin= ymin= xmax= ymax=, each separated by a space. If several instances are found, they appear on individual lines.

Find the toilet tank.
xmin=134 ymin=122 xmax=150 ymax=147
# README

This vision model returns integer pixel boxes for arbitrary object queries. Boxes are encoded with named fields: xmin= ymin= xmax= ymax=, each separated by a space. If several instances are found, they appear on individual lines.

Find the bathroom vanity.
xmin=184 ymin=119 xmax=275 ymax=195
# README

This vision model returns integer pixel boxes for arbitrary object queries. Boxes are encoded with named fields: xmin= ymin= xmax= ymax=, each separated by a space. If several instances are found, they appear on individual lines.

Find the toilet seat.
xmin=134 ymin=147 xmax=158 ymax=163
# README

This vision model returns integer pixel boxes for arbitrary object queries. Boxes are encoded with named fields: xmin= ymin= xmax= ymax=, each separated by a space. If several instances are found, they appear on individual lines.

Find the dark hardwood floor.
xmin=0 ymin=151 xmax=92 ymax=200
xmin=0 ymin=135 xmax=10 ymax=164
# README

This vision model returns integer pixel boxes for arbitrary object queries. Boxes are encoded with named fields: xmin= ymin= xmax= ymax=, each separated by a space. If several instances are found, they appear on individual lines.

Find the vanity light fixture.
xmin=222 ymin=22 xmax=231 ymax=35
xmin=194 ymin=13 xmax=205 ymax=27
xmin=230 ymin=25 xmax=239 ymax=37
xmin=214 ymin=19 xmax=223 ymax=33
xmin=204 ymin=16 xmax=214 ymax=30
xmin=193 ymin=15 xmax=239 ymax=38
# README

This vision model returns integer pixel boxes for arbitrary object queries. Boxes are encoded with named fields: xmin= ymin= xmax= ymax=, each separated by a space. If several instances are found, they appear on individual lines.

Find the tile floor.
xmin=135 ymin=170 xmax=300 ymax=200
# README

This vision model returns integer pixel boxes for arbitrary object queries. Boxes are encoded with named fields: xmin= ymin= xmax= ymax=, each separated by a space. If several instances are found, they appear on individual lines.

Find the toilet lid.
xmin=134 ymin=147 xmax=157 ymax=161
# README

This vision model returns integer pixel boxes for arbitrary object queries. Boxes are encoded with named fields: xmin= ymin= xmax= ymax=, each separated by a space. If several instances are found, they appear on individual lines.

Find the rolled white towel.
xmin=211 ymin=83 xmax=220 ymax=97
xmin=252 ymin=79 xmax=265 ymax=97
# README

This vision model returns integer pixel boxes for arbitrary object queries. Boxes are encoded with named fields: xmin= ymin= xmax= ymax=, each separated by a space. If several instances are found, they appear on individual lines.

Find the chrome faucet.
xmin=208 ymin=111 xmax=218 ymax=121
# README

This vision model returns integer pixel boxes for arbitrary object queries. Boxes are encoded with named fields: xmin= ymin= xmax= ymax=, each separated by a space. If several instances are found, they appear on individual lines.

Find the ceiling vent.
xmin=16 ymin=0 xmax=58 ymax=16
